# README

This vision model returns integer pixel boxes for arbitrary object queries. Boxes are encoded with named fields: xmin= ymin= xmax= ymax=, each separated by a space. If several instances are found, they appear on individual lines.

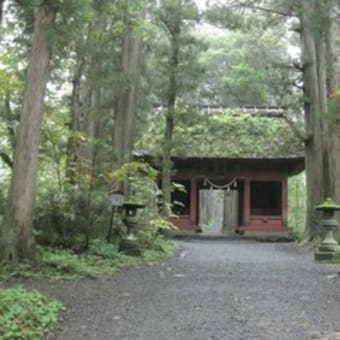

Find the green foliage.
xmin=137 ymin=208 xmax=173 ymax=249
xmin=107 ymin=161 xmax=174 ymax=249
xmin=145 ymin=0 xmax=204 ymax=103
xmin=288 ymin=173 xmax=306 ymax=240
xmin=89 ymin=238 xmax=124 ymax=260
xmin=40 ymin=245 xmax=134 ymax=279
xmin=108 ymin=161 xmax=158 ymax=204
xmin=0 ymin=242 xmax=134 ymax=280
xmin=142 ymin=236 xmax=177 ymax=261
xmin=34 ymin=191 xmax=76 ymax=247
xmin=204 ymin=3 xmax=259 ymax=31
xmin=34 ymin=186 xmax=112 ymax=251
xmin=194 ymin=25 xmax=296 ymax=106
xmin=0 ymin=287 xmax=63 ymax=340
xmin=327 ymin=252 xmax=340 ymax=264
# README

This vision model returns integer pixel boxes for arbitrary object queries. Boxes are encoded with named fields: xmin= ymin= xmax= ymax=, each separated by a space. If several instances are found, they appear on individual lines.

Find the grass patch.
xmin=40 ymin=243 xmax=136 ymax=280
xmin=0 ymin=287 xmax=63 ymax=340
xmin=142 ymin=236 xmax=177 ymax=261
xmin=325 ymin=252 xmax=340 ymax=264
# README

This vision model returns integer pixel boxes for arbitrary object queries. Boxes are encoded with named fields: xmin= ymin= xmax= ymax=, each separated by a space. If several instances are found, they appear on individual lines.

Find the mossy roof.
xmin=137 ymin=110 xmax=305 ymax=159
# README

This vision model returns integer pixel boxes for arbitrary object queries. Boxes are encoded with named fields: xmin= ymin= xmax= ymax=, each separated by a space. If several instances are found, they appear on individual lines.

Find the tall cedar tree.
xmin=0 ymin=2 xmax=57 ymax=262
xmin=113 ymin=1 xmax=144 ymax=175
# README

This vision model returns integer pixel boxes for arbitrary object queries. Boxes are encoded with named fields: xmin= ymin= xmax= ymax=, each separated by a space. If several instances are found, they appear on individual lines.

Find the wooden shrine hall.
xmin=140 ymin=106 xmax=305 ymax=235
xmin=157 ymin=156 xmax=305 ymax=234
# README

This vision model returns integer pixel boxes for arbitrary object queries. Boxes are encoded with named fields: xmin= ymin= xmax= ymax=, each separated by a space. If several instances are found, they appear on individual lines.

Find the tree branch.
xmin=292 ymin=79 xmax=303 ymax=90
xmin=281 ymin=113 xmax=306 ymax=142
xmin=232 ymin=0 xmax=295 ymax=17
xmin=0 ymin=151 xmax=13 ymax=169
xmin=159 ymin=13 xmax=175 ymax=36
xmin=291 ymin=59 xmax=303 ymax=72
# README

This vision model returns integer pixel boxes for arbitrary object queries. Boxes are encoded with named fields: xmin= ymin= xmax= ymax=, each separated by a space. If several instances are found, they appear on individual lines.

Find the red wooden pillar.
xmin=282 ymin=178 xmax=288 ymax=227
xmin=243 ymin=179 xmax=250 ymax=226
xmin=190 ymin=177 xmax=197 ymax=225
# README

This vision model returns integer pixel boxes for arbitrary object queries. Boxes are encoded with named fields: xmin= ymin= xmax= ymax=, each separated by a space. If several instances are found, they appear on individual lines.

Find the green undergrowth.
xmin=0 ymin=237 xmax=176 ymax=281
xmin=142 ymin=236 xmax=177 ymax=261
xmin=40 ymin=241 xmax=135 ymax=280
xmin=0 ymin=287 xmax=63 ymax=340
xmin=326 ymin=252 xmax=340 ymax=264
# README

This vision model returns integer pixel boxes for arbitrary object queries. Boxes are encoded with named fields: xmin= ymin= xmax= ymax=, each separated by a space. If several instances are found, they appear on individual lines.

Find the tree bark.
xmin=0 ymin=0 xmax=4 ymax=24
xmin=161 ymin=2 xmax=181 ymax=216
xmin=326 ymin=4 xmax=340 ymax=239
xmin=300 ymin=0 xmax=325 ymax=240
xmin=113 ymin=34 xmax=143 ymax=173
xmin=66 ymin=56 xmax=85 ymax=183
xmin=112 ymin=2 xmax=144 ymax=194
xmin=0 ymin=3 xmax=57 ymax=262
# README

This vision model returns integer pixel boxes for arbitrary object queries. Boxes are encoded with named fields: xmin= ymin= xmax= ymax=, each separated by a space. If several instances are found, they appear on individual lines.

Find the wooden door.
xmin=222 ymin=190 xmax=239 ymax=235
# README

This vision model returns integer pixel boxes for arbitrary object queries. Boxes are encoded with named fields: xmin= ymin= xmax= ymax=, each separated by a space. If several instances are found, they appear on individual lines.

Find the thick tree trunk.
xmin=0 ymin=4 xmax=56 ymax=262
xmin=300 ymin=1 xmax=325 ymax=240
xmin=0 ymin=0 xmax=4 ymax=23
xmin=86 ymin=88 xmax=101 ymax=169
xmin=66 ymin=57 xmax=84 ymax=183
xmin=316 ymin=33 xmax=331 ymax=197
xmin=113 ymin=34 xmax=143 ymax=173
xmin=161 ymin=25 xmax=180 ymax=216
xmin=327 ymin=8 xmax=340 ymax=240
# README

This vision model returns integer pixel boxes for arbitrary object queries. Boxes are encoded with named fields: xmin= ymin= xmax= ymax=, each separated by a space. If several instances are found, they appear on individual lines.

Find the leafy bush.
xmin=34 ymin=190 xmax=78 ymax=248
xmin=89 ymin=239 xmax=122 ymax=260
xmin=42 ymin=248 xmax=100 ymax=278
xmin=108 ymin=161 xmax=173 ymax=249
xmin=0 ymin=287 xmax=63 ymax=340
xmin=142 ymin=236 xmax=177 ymax=261
xmin=34 ymin=187 xmax=111 ymax=251
xmin=328 ymin=252 xmax=340 ymax=264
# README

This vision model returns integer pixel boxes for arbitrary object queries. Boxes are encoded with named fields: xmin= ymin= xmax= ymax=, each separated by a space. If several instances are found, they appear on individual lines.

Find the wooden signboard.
xmin=108 ymin=191 xmax=124 ymax=207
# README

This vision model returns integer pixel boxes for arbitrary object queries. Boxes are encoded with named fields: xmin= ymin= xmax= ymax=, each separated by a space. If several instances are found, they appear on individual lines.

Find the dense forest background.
xmin=0 ymin=0 xmax=339 ymax=263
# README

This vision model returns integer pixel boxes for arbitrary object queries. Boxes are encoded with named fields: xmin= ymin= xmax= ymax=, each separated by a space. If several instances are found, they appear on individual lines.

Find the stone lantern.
xmin=119 ymin=203 xmax=144 ymax=256
xmin=314 ymin=198 xmax=340 ymax=261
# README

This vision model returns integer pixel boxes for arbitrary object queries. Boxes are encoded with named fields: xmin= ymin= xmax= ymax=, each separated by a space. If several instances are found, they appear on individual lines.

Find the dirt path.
xmin=31 ymin=240 xmax=340 ymax=339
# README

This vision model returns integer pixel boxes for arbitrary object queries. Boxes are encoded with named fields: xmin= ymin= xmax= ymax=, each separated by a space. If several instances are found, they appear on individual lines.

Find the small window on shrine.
xmin=171 ymin=180 xmax=191 ymax=215
xmin=250 ymin=181 xmax=282 ymax=216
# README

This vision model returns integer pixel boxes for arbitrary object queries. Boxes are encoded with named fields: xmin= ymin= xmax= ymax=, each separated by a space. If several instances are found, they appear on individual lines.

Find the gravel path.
xmin=36 ymin=240 xmax=340 ymax=339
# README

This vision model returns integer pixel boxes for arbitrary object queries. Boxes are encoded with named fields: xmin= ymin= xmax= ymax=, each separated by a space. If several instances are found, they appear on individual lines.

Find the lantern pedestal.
xmin=314 ymin=198 xmax=340 ymax=261
xmin=119 ymin=238 xmax=142 ymax=256
xmin=119 ymin=203 xmax=144 ymax=256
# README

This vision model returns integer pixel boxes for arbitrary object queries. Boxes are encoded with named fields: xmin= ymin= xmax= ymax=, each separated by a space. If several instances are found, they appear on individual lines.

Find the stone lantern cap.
xmin=123 ymin=202 xmax=145 ymax=209
xmin=316 ymin=197 xmax=340 ymax=212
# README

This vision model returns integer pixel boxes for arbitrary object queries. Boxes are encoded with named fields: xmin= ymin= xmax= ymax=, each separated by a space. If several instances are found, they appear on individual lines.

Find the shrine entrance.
xmin=198 ymin=179 xmax=240 ymax=235
xmin=164 ymin=156 xmax=304 ymax=234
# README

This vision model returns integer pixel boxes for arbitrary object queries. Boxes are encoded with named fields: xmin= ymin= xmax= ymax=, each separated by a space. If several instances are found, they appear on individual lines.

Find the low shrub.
xmin=40 ymin=244 xmax=135 ymax=279
xmin=0 ymin=287 xmax=63 ymax=340
xmin=142 ymin=236 xmax=177 ymax=261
